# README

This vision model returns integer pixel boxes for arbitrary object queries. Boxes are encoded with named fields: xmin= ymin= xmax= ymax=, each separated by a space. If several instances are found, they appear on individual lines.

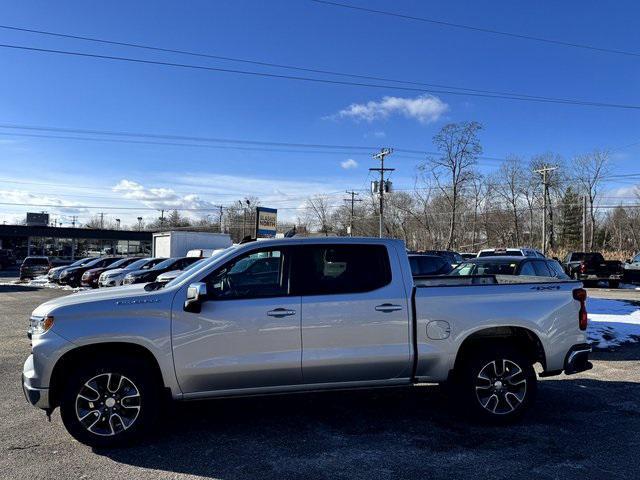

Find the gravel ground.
xmin=1 ymin=286 xmax=639 ymax=480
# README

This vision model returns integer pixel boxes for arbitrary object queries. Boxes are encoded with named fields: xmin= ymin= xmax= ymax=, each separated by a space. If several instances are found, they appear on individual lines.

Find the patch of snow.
xmin=587 ymin=297 xmax=640 ymax=349
xmin=0 ymin=275 xmax=85 ymax=292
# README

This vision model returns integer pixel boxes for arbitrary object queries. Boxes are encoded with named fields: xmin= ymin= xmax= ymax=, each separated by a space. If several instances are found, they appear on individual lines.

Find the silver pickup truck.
xmin=23 ymin=237 xmax=592 ymax=447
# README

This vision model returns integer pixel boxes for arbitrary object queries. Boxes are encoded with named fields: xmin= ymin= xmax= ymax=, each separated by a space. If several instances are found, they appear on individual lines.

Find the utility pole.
xmin=218 ymin=205 xmax=224 ymax=233
xmin=115 ymin=218 xmax=121 ymax=230
xmin=370 ymin=148 xmax=394 ymax=238
xmin=71 ymin=216 xmax=77 ymax=228
xmin=159 ymin=209 xmax=165 ymax=229
xmin=99 ymin=212 xmax=104 ymax=230
xmin=534 ymin=165 xmax=557 ymax=256
xmin=344 ymin=190 xmax=362 ymax=237
xmin=137 ymin=217 xmax=143 ymax=231
xmin=582 ymin=195 xmax=587 ymax=252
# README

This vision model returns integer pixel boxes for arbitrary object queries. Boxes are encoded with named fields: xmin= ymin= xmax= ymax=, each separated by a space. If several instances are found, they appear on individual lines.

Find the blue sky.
xmin=0 ymin=0 xmax=638 ymax=225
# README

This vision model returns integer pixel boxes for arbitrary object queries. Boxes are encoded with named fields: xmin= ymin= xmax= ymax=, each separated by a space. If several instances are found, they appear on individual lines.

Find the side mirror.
xmin=184 ymin=282 xmax=207 ymax=313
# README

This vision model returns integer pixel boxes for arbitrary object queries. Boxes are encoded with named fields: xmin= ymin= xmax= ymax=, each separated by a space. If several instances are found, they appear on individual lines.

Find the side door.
xmin=293 ymin=243 xmax=412 ymax=384
xmin=171 ymin=246 xmax=302 ymax=394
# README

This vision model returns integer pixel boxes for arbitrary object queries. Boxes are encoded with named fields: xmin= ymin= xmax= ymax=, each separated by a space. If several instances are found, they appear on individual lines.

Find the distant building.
xmin=0 ymin=224 xmax=152 ymax=260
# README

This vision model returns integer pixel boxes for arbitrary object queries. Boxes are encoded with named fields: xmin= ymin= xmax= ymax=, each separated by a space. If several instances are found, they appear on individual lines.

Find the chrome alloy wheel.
xmin=75 ymin=373 xmax=141 ymax=436
xmin=475 ymin=359 xmax=527 ymax=415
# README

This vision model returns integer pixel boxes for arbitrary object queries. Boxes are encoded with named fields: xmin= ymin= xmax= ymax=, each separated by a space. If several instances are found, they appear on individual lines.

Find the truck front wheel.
xmin=459 ymin=347 xmax=536 ymax=423
xmin=59 ymin=357 xmax=160 ymax=448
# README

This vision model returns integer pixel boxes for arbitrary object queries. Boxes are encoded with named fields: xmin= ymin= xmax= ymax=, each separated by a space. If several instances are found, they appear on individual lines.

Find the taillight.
xmin=573 ymin=288 xmax=588 ymax=330
xmin=579 ymin=262 xmax=586 ymax=273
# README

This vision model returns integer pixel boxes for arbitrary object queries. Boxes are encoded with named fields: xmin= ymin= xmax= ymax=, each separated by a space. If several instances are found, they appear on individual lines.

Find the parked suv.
xmin=59 ymin=257 xmax=123 ymax=288
xmin=122 ymin=257 xmax=201 ymax=285
xmin=477 ymin=248 xmax=545 ymax=258
xmin=451 ymin=256 xmax=569 ymax=279
xmin=19 ymin=256 xmax=51 ymax=280
xmin=98 ymin=257 xmax=165 ymax=287
xmin=80 ymin=257 xmax=141 ymax=288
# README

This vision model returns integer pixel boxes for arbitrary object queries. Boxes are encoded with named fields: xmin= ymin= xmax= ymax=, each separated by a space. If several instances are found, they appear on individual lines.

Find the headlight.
xmin=28 ymin=315 xmax=54 ymax=336
xmin=60 ymin=270 xmax=69 ymax=278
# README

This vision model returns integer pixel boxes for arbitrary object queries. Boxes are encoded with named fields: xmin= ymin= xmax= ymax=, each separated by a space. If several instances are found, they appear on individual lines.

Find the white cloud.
xmin=330 ymin=95 xmax=448 ymax=124
xmin=113 ymin=179 xmax=217 ymax=211
xmin=340 ymin=158 xmax=358 ymax=170
xmin=0 ymin=189 xmax=89 ymax=216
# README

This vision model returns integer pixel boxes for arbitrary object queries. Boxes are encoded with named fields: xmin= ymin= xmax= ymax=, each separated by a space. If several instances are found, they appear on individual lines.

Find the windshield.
xmin=124 ymin=258 xmax=151 ymax=271
xmin=165 ymin=247 xmax=234 ymax=288
xmin=69 ymin=257 xmax=91 ymax=267
xmin=150 ymin=258 xmax=179 ymax=270
xmin=108 ymin=257 xmax=132 ymax=269
xmin=23 ymin=257 xmax=49 ymax=266
xmin=450 ymin=260 xmax=519 ymax=276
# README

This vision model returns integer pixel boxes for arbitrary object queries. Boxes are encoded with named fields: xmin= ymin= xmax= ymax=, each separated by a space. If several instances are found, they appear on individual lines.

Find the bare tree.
xmin=305 ymin=195 xmax=334 ymax=235
xmin=574 ymin=149 xmax=611 ymax=250
xmin=427 ymin=121 xmax=483 ymax=250
xmin=492 ymin=156 xmax=524 ymax=245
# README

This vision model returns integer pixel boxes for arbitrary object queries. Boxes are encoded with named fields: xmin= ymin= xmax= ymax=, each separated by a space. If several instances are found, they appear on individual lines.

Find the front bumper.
xmin=22 ymin=374 xmax=50 ymax=409
xmin=564 ymin=344 xmax=593 ymax=375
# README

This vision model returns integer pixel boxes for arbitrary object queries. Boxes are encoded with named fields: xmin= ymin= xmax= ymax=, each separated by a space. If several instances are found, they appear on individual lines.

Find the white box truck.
xmin=152 ymin=231 xmax=232 ymax=258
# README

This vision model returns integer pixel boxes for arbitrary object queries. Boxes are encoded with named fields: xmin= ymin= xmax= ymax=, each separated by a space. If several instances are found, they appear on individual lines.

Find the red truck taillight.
xmin=573 ymin=288 xmax=588 ymax=330
xmin=579 ymin=262 xmax=586 ymax=274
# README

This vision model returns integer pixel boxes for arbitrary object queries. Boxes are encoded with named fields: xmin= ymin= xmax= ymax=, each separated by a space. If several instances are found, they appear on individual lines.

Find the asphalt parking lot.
xmin=1 ymin=286 xmax=639 ymax=480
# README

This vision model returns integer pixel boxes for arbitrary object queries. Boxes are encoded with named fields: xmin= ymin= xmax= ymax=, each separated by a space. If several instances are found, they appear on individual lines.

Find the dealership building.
xmin=0 ymin=224 xmax=153 ymax=260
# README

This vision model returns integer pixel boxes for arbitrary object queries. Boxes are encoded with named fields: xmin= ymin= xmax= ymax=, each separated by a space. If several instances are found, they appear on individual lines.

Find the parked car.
xmin=19 ymin=256 xmax=51 ymax=280
xmin=23 ymin=238 xmax=591 ymax=447
xmin=420 ymin=250 xmax=464 ymax=267
xmin=48 ymin=257 xmax=93 ymax=283
xmin=186 ymin=248 xmax=228 ymax=258
xmin=155 ymin=258 xmax=208 ymax=284
xmin=0 ymin=248 xmax=16 ymax=269
xmin=451 ymin=256 xmax=570 ymax=279
xmin=459 ymin=252 xmax=477 ymax=260
xmin=408 ymin=254 xmax=453 ymax=277
xmin=561 ymin=252 xmax=624 ymax=288
xmin=98 ymin=257 xmax=165 ymax=288
xmin=477 ymin=248 xmax=545 ymax=258
xmin=59 ymin=257 xmax=123 ymax=288
xmin=122 ymin=257 xmax=201 ymax=285
xmin=623 ymin=252 xmax=640 ymax=284
xmin=80 ymin=257 xmax=142 ymax=288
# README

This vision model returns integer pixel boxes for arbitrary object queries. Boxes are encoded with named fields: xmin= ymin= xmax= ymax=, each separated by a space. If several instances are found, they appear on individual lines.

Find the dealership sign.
xmin=255 ymin=207 xmax=277 ymax=238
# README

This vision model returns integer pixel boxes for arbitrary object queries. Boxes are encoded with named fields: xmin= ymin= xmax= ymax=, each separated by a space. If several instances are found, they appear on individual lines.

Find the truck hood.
xmin=33 ymin=284 xmax=151 ymax=316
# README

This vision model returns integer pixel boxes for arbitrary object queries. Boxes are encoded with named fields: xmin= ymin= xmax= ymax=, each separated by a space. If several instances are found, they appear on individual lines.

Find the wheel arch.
xmin=452 ymin=326 xmax=546 ymax=374
xmin=48 ymin=342 xmax=168 ymax=409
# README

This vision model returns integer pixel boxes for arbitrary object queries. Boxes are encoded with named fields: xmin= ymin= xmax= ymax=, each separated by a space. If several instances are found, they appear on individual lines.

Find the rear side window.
xmin=532 ymin=260 xmax=552 ymax=276
xmin=294 ymin=244 xmax=391 ymax=296
xmin=409 ymin=256 xmax=448 ymax=276
xmin=547 ymin=261 xmax=568 ymax=278
xmin=519 ymin=262 xmax=535 ymax=275
xmin=24 ymin=257 xmax=49 ymax=266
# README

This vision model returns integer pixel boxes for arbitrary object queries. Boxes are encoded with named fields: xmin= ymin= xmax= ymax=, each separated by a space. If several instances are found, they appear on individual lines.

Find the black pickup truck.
xmin=562 ymin=252 xmax=624 ymax=288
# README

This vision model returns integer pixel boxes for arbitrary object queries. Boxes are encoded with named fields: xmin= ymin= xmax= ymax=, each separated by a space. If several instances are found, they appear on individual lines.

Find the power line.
xmin=1 ymin=42 xmax=639 ymax=110
xmin=310 ymin=0 xmax=640 ymax=58
xmin=0 ymin=23 xmax=622 ymax=106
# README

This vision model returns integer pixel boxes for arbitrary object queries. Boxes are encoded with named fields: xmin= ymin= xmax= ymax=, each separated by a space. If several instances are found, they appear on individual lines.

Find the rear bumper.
xmin=577 ymin=274 xmax=622 ymax=281
xmin=564 ymin=344 xmax=593 ymax=375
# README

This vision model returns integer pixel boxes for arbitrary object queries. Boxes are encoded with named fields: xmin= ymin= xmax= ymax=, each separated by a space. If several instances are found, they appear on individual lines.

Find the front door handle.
xmin=267 ymin=308 xmax=297 ymax=318
xmin=375 ymin=303 xmax=403 ymax=313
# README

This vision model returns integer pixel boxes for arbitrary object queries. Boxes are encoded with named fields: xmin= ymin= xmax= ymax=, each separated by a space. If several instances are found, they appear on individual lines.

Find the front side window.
xmin=293 ymin=244 xmax=391 ymax=296
xmin=206 ymin=249 xmax=287 ymax=300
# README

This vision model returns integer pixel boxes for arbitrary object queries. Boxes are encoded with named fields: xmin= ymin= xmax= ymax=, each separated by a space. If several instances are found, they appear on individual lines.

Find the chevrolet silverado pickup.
xmin=23 ymin=237 xmax=592 ymax=448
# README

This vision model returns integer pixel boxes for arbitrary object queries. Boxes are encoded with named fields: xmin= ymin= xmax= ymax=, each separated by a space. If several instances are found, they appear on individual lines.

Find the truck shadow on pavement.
xmin=98 ymin=378 xmax=640 ymax=479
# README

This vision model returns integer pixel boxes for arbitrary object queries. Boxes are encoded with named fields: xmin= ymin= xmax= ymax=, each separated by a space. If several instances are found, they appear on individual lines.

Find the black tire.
xmin=608 ymin=280 xmax=620 ymax=289
xmin=59 ymin=356 xmax=160 ymax=448
xmin=457 ymin=346 xmax=536 ymax=424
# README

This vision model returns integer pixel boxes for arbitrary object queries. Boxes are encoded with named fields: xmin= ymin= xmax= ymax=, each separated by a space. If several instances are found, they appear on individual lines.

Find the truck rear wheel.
xmin=608 ymin=280 xmax=620 ymax=289
xmin=59 ymin=357 xmax=160 ymax=448
xmin=458 ymin=346 xmax=536 ymax=423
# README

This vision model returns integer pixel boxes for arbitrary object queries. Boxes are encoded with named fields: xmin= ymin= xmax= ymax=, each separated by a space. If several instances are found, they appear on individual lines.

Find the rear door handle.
xmin=267 ymin=308 xmax=297 ymax=318
xmin=375 ymin=303 xmax=403 ymax=313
